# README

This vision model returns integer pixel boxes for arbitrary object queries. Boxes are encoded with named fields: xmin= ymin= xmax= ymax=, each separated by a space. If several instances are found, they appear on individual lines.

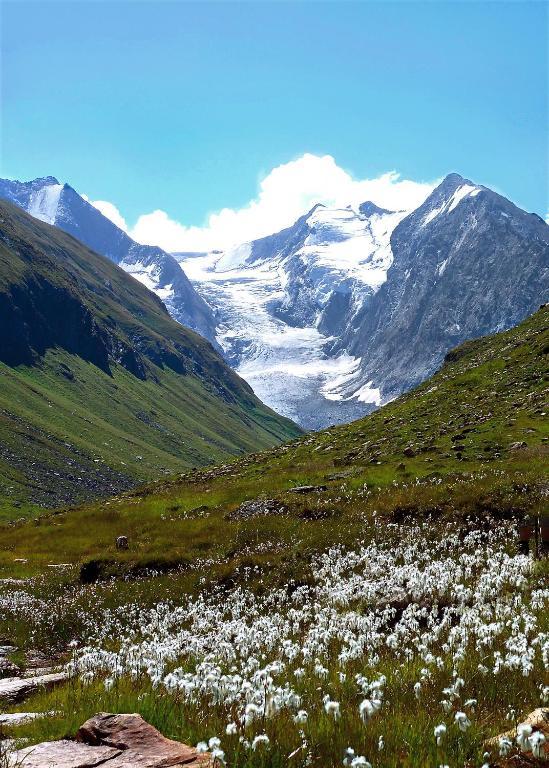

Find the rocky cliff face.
xmin=179 ymin=174 xmax=548 ymax=427
xmin=341 ymin=173 xmax=549 ymax=399
xmin=0 ymin=177 xmax=217 ymax=343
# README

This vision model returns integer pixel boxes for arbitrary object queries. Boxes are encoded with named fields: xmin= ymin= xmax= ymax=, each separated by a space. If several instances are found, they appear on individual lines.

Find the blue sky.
xmin=1 ymin=0 xmax=547 ymax=247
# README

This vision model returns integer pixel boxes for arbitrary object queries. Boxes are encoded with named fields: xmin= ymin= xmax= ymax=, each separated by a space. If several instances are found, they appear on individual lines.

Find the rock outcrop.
xmin=12 ymin=713 xmax=210 ymax=767
xmin=0 ymin=672 xmax=67 ymax=704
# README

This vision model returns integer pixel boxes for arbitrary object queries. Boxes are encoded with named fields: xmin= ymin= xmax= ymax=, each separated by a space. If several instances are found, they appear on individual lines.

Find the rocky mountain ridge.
xmin=0 ymin=176 xmax=217 ymax=343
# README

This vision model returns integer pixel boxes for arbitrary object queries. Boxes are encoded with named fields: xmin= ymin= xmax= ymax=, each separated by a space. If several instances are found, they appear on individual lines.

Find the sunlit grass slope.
xmin=1 ymin=304 xmax=546 ymax=579
xmin=0 ymin=200 xmax=300 ymax=518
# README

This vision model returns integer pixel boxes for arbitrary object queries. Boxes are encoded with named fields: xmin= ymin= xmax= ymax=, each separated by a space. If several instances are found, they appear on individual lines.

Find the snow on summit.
xmin=180 ymin=202 xmax=404 ymax=428
xmin=27 ymin=182 xmax=63 ymax=225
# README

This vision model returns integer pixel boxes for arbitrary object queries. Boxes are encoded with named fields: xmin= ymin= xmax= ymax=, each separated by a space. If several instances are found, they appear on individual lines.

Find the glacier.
xmin=179 ymin=203 xmax=405 ymax=428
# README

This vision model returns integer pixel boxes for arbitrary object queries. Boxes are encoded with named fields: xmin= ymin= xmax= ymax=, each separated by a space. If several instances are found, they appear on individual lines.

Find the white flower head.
xmin=454 ymin=711 xmax=471 ymax=732
xmin=434 ymin=723 xmax=447 ymax=745
xmin=516 ymin=722 xmax=533 ymax=751
xmin=325 ymin=699 xmax=341 ymax=720
xmin=529 ymin=731 xmax=546 ymax=758
xmin=252 ymin=733 xmax=270 ymax=750
xmin=498 ymin=735 xmax=513 ymax=756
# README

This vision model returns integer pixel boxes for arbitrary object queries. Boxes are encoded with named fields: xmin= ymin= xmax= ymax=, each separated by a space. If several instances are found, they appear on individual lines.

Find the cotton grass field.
xmin=1 ymin=520 xmax=548 ymax=767
xmin=1 ymin=308 xmax=547 ymax=766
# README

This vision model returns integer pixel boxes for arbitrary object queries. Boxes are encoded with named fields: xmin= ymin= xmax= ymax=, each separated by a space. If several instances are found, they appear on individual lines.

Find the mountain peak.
xmin=35 ymin=175 xmax=60 ymax=186
xmin=359 ymin=201 xmax=394 ymax=217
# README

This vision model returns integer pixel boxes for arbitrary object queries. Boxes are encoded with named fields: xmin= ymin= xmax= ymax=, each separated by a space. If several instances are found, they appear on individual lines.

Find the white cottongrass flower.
xmin=225 ymin=722 xmax=238 ymax=736
xmin=516 ymin=723 xmax=533 ymax=751
xmin=378 ymin=735 xmax=384 ymax=751
xmin=498 ymin=735 xmax=513 ymax=756
xmin=196 ymin=741 xmax=209 ymax=753
xmin=324 ymin=698 xmax=341 ymax=720
xmin=211 ymin=747 xmax=225 ymax=765
xmin=343 ymin=747 xmax=356 ymax=766
xmin=414 ymin=681 xmax=422 ymax=699
xmin=251 ymin=733 xmax=270 ymax=750
xmin=434 ymin=724 xmax=447 ymax=745
xmin=294 ymin=709 xmax=308 ymax=724
xmin=530 ymin=731 xmax=546 ymax=758
xmin=359 ymin=698 xmax=381 ymax=723
xmin=350 ymin=758 xmax=371 ymax=767
xmin=454 ymin=711 xmax=471 ymax=731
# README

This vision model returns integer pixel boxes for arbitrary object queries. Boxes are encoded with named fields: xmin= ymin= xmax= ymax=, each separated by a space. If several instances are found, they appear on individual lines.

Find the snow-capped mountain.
xmin=178 ymin=202 xmax=407 ymax=428
xmin=3 ymin=173 xmax=546 ymax=430
xmin=0 ymin=177 xmax=216 ymax=343
xmin=178 ymin=174 xmax=548 ymax=429
xmin=340 ymin=173 xmax=549 ymax=401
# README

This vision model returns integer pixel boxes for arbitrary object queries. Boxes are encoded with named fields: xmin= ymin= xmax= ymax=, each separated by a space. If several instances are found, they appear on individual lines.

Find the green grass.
xmin=0 ymin=307 xmax=547 ymax=767
xmin=1 ymin=305 xmax=546 ymax=580
xmin=0 ymin=199 xmax=300 ymax=516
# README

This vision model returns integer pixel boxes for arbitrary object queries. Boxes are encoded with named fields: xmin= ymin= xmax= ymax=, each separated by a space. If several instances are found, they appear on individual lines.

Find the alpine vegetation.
xmin=4 ymin=522 xmax=546 ymax=766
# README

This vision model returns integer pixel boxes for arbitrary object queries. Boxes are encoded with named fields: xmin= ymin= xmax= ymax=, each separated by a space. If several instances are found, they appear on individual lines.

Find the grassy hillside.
xmin=1 ymin=303 xmax=546 ymax=577
xmin=0 ymin=307 xmax=547 ymax=768
xmin=0 ymin=200 xmax=300 ymax=518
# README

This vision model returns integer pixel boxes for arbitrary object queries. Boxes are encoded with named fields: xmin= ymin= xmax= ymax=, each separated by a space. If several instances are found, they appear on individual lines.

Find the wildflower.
xmin=211 ymin=747 xmax=226 ymax=765
xmin=324 ymin=698 xmax=341 ymax=720
xmin=530 ymin=731 xmax=546 ymax=758
xmin=350 ymin=758 xmax=371 ymax=767
xmin=294 ymin=710 xmax=308 ymax=724
xmin=343 ymin=748 xmax=356 ymax=766
xmin=516 ymin=723 xmax=532 ymax=751
xmin=196 ymin=742 xmax=209 ymax=753
xmin=414 ymin=682 xmax=422 ymax=699
xmin=208 ymin=737 xmax=221 ymax=750
xmin=359 ymin=697 xmax=381 ymax=723
xmin=434 ymin=724 xmax=447 ymax=745
xmin=454 ymin=711 xmax=471 ymax=732
xmin=498 ymin=735 xmax=513 ymax=756
xmin=225 ymin=722 xmax=238 ymax=736
xmin=252 ymin=734 xmax=270 ymax=750
xmin=244 ymin=702 xmax=260 ymax=726
xmin=378 ymin=735 xmax=384 ymax=751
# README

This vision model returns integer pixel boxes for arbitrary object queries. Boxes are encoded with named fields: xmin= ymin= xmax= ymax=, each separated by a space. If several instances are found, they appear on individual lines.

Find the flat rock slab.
xmin=12 ymin=713 xmax=210 ymax=767
xmin=0 ymin=672 xmax=67 ymax=704
xmin=14 ymin=741 xmax=122 ymax=768
xmin=0 ymin=712 xmax=52 ymax=727
xmin=288 ymin=484 xmax=327 ymax=494
xmin=486 ymin=707 xmax=549 ymax=762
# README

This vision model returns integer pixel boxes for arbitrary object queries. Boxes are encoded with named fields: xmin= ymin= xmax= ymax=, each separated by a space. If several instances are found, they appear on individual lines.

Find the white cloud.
xmin=90 ymin=200 xmax=128 ymax=232
xmin=92 ymin=154 xmax=437 ymax=252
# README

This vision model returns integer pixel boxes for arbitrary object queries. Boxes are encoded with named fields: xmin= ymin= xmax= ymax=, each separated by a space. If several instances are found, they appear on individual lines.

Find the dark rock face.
xmin=0 ymin=177 xmax=217 ymax=344
xmin=345 ymin=174 xmax=549 ymax=400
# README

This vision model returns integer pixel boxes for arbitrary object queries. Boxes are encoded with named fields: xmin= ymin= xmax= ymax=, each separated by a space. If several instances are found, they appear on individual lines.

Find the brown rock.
xmin=77 ymin=713 xmax=210 ymax=766
xmin=14 ymin=740 xmax=122 ymax=768
xmin=12 ymin=713 xmax=210 ymax=768
xmin=486 ymin=708 xmax=549 ymax=763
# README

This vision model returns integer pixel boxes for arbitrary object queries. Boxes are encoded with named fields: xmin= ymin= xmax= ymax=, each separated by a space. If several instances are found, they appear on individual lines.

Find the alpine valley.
xmin=2 ymin=173 xmax=546 ymax=429
xmin=0 ymin=199 xmax=299 ymax=517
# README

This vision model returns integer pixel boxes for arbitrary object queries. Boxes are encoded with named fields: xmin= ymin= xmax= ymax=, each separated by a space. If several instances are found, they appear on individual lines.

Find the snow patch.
xmin=27 ymin=184 xmax=63 ymax=224
xmin=422 ymin=184 xmax=481 ymax=227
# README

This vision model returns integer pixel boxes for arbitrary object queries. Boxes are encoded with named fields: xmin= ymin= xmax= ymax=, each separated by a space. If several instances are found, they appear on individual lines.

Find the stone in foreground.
xmin=13 ymin=741 xmax=121 ymax=768
xmin=0 ymin=672 xmax=67 ymax=704
xmin=486 ymin=707 xmax=549 ymax=763
xmin=12 ymin=713 xmax=210 ymax=767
